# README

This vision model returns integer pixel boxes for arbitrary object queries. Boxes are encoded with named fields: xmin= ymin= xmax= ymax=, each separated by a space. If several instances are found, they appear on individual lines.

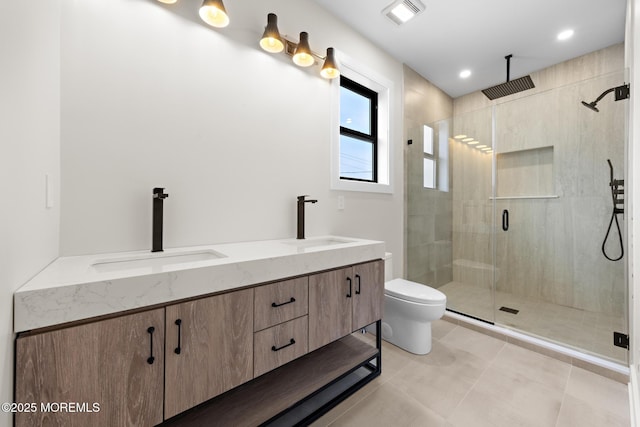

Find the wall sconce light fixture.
xmin=259 ymin=14 xmax=339 ymax=79
xmin=320 ymin=48 xmax=339 ymax=79
xmin=199 ymin=0 xmax=230 ymax=28
xmin=292 ymin=32 xmax=315 ymax=67
xmin=260 ymin=13 xmax=284 ymax=53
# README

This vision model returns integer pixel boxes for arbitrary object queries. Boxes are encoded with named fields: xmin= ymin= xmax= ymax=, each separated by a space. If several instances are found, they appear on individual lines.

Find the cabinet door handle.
xmin=346 ymin=277 xmax=352 ymax=298
xmin=147 ymin=326 xmax=155 ymax=365
xmin=271 ymin=338 xmax=295 ymax=352
xmin=272 ymin=297 xmax=296 ymax=308
xmin=355 ymin=274 xmax=361 ymax=295
xmin=174 ymin=319 xmax=182 ymax=355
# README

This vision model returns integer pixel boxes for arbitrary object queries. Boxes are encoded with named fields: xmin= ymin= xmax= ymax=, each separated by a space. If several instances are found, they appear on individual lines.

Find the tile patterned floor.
xmin=312 ymin=320 xmax=630 ymax=427
xmin=439 ymin=281 xmax=628 ymax=363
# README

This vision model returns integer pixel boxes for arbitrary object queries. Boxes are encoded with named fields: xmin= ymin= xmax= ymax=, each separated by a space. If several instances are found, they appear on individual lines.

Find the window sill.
xmin=331 ymin=178 xmax=393 ymax=194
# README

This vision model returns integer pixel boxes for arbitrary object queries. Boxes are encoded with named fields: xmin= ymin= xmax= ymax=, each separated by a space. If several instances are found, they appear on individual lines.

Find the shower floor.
xmin=439 ymin=281 xmax=627 ymax=363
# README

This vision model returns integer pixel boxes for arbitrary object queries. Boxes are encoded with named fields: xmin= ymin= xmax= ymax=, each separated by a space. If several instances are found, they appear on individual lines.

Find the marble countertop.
xmin=14 ymin=236 xmax=385 ymax=332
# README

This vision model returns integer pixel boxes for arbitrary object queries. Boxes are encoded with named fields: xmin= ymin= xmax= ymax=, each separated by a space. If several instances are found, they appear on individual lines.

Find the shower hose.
xmin=602 ymin=208 xmax=624 ymax=261
xmin=602 ymin=163 xmax=624 ymax=262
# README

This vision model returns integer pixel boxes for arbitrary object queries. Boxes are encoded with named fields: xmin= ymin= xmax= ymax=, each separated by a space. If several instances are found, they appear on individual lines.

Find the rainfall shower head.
xmin=581 ymin=84 xmax=630 ymax=113
xmin=482 ymin=55 xmax=535 ymax=100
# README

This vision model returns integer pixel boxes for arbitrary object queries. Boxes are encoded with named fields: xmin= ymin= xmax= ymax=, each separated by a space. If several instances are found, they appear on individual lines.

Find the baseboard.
xmin=630 ymin=365 xmax=640 ymax=427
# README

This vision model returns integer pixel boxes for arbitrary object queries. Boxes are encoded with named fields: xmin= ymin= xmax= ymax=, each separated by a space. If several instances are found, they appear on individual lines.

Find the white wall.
xmin=59 ymin=0 xmax=404 ymax=273
xmin=0 ymin=1 xmax=61 ymax=426
xmin=628 ymin=0 xmax=640 ymax=423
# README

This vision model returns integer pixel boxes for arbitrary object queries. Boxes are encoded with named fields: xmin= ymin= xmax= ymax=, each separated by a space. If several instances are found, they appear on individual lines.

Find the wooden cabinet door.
xmin=308 ymin=267 xmax=353 ymax=352
xmin=352 ymin=260 xmax=385 ymax=331
xmin=164 ymin=288 xmax=254 ymax=419
xmin=15 ymin=308 xmax=165 ymax=427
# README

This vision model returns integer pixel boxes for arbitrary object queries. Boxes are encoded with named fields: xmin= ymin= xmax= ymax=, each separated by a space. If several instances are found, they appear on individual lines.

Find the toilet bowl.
xmin=380 ymin=253 xmax=447 ymax=355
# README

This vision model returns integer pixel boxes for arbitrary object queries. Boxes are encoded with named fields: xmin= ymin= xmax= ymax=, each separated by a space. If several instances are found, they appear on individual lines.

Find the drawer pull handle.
xmin=174 ymin=319 xmax=182 ymax=355
xmin=272 ymin=338 xmax=296 ymax=352
xmin=355 ymin=274 xmax=361 ymax=295
xmin=147 ymin=326 xmax=155 ymax=365
xmin=346 ymin=277 xmax=352 ymax=298
xmin=271 ymin=297 xmax=296 ymax=308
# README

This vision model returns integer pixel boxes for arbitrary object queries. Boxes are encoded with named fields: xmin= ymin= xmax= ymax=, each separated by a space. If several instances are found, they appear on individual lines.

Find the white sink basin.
xmin=281 ymin=237 xmax=356 ymax=249
xmin=91 ymin=250 xmax=226 ymax=273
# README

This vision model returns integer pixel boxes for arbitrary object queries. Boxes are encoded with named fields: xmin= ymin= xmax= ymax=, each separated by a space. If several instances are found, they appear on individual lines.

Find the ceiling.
xmin=311 ymin=0 xmax=627 ymax=98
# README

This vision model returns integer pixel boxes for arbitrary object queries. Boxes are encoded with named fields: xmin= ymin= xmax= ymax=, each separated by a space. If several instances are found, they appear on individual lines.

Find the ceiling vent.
xmin=382 ymin=0 xmax=426 ymax=25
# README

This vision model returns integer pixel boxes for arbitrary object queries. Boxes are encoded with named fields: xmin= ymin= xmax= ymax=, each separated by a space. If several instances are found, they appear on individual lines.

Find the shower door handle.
xmin=502 ymin=210 xmax=509 ymax=231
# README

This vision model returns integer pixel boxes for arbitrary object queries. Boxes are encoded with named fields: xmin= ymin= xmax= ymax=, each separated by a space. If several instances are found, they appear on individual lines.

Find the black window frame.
xmin=339 ymin=75 xmax=378 ymax=183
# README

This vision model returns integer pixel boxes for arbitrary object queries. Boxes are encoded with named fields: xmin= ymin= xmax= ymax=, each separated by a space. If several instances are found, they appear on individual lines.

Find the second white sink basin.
xmin=91 ymin=250 xmax=226 ymax=273
xmin=281 ymin=237 xmax=355 ymax=249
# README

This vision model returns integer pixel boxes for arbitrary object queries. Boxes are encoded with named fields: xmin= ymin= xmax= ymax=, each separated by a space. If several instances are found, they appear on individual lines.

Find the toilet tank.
xmin=384 ymin=252 xmax=393 ymax=282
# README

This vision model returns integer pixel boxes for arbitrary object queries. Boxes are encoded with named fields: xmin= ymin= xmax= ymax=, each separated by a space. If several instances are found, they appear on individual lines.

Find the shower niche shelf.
xmin=496 ymin=146 xmax=555 ymax=198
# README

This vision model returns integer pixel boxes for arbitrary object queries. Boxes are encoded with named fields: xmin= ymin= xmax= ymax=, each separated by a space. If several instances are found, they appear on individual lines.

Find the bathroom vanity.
xmin=13 ymin=236 xmax=384 ymax=426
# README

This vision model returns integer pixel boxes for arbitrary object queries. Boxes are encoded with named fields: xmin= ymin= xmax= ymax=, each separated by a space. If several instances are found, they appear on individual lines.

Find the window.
xmin=339 ymin=76 xmax=378 ymax=182
xmin=422 ymin=122 xmax=450 ymax=192
xmin=423 ymin=125 xmax=435 ymax=189
xmin=330 ymin=51 xmax=393 ymax=194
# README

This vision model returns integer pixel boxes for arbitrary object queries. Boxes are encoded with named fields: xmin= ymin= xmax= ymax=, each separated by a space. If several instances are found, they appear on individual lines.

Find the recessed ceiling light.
xmin=462 ymin=137 xmax=474 ymax=142
xmin=557 ymin=29 xmax=574 ymax=41
xmin=382 ymin=0 xmax=426 ymax=25
xmin=481 ymin=147 xmax=491 ymax=151
xmin=459 ymin=69 xmax=471 ymax=79
xmin=467 ymin=140 xmax=479 ymax=145
xmin=454 ymin=134 xmax=467 ymax=139
xmin=476 ymin=145 xmax=487 ymax=149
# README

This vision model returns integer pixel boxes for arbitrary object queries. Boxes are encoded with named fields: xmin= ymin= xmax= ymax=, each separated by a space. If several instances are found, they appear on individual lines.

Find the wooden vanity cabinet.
xmin=15 ymin=258 xmax=383 ymax=426
xmin=164 ymin=288 xmax=254 ymax=419
xmin=15 ymin=308 xmax=165 ymax=427
xmin=308 ymin=260 xmax=384 ymax=351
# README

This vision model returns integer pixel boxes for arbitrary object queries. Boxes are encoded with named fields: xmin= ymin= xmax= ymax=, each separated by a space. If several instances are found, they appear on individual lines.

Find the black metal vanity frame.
xmin=262 ymin=319 xmax=383 ymax=426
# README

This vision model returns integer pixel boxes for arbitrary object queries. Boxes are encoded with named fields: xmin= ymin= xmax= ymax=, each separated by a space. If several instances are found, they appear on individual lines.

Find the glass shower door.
xmin=442 ymin=106 xmax=495 ymax=323
xmin=493 ymin=71 xmax=628 ymax=363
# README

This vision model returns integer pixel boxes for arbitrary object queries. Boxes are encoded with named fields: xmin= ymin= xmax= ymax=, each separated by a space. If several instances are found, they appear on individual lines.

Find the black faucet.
xmin=297 ymin=195 xmax=318 ymax=239
xmin=152 ymin=187 xmax=169 ymax=252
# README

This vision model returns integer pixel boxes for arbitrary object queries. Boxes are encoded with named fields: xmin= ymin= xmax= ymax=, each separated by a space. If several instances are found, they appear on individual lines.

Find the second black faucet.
xmin=297 ymin=195 xmax=318 ymax=239
xmin=152 ymin=187 xmax=169 ymax=252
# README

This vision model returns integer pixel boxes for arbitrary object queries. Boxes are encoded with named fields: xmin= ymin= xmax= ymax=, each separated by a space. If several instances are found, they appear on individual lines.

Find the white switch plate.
xmin=337 ymin=195 xmax=345 ymax=210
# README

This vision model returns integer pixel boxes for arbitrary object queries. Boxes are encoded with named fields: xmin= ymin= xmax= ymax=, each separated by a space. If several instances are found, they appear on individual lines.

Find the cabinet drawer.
xmin=254 ymin=316 xmax=308 ymax=377
xmin=254 ymin=277 xmax=308 ymax=331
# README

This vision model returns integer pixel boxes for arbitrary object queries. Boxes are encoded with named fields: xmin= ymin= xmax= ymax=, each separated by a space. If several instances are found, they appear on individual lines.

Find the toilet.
xmin=380 ymin=253 xmax=447 ymax=355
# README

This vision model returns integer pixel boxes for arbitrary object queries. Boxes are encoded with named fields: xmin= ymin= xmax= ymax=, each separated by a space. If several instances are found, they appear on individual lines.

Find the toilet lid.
xmin=385 ymin=279 xmax=447 ymax=304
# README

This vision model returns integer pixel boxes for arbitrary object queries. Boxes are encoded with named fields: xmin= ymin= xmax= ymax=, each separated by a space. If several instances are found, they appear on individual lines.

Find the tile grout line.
xmin=553 ymin=364 xmax=573 ymax=427
xmin=442 ymin=325 xmax=508 ymax=423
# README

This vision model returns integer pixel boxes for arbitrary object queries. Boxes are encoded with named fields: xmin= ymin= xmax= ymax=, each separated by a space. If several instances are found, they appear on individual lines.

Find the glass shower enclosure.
xmin=406 ymin=70 xmax=628 ymax=364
